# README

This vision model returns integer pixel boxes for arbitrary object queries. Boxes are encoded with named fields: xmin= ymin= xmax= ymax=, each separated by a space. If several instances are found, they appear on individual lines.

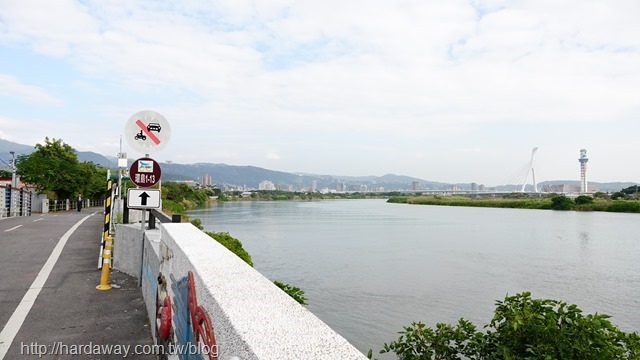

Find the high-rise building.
xmin=411 ymin=181 xmax=420 ymax=191
xmin=579 ymin=149 xmax=589 ymax=193
xmin=259 ymin=180 xmax=276 ymax=190
xmin=201 ymin=174 xmax=212 ymax=187
xmin=311 ymin=180 xmax=317 ymax=192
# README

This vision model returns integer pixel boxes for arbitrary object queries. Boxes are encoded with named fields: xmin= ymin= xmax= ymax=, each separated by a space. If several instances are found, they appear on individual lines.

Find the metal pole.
xmin=138 ymin=209 xmax=146 ymax=287
xmin=10 ymin=151 xmax=17 ymax=188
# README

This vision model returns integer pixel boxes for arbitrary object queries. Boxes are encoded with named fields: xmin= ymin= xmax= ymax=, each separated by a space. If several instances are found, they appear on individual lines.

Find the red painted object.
xmin=158 ymin=296 xmax=172 ymax=340
xmin=188 ymin=271 xmax=218 ymax=360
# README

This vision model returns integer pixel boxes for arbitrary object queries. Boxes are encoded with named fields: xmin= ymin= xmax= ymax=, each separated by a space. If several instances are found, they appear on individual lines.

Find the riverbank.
xmin=387 ymin=194 xmax=640 ymax=213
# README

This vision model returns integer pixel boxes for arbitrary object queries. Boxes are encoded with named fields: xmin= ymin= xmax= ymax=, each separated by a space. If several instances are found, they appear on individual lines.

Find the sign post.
xmin=124 ymin=110 xmax=171 ymax=287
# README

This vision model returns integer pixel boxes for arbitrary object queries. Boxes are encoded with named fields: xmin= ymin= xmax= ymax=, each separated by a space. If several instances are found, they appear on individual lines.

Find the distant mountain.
xmin=0 ymin=138 xmax=115 ymax=169
xmin=0 ymin=139 xmax=35 ymax=156
xmin=1 ymin=138 xmax=637 ymax=192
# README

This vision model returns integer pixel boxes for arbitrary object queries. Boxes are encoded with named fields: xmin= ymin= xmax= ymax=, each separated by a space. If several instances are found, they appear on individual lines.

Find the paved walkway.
xmin=0 ymin=209 xmax=154 ymax=359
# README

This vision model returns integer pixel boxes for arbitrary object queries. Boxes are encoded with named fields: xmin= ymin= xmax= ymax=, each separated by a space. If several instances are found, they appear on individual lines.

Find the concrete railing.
xmin=114 ymin=222 xmax=367 ymax=360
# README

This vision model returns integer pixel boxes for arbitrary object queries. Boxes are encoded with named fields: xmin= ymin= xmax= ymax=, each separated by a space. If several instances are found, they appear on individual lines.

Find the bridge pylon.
xmin=521 ymin=147 xmax=539 ymax=193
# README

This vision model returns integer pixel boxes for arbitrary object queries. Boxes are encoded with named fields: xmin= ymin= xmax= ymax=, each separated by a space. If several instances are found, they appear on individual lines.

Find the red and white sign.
xmin=125 ymin=110 xmax=171 ymax=154
xmin=129 ymin=157 xmax=162 ymax=188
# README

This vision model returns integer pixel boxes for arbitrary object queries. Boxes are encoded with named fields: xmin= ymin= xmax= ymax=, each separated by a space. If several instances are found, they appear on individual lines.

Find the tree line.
xmin=15 ymin=138 xmax=108 ymax=201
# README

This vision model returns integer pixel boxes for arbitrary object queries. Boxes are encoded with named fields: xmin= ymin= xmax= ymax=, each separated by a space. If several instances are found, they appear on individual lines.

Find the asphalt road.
xmin=0 ymin=210 xmax=154 ymax=359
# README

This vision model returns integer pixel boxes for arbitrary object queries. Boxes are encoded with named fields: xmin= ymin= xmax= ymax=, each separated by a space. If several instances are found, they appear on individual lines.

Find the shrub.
xmin=371 ymin=292 xmax=640 ymax=360
xmin=611 ymin=192 xmax=629 ymax=200
xmin=205 ymin=231 xmax=253 ymax=266
xmin=607 ymin=201 xmax=640 ymax=213
xmin=575 ymin=195 xmax=594 ymax=205
xmin=551 ymin=195 xmax=574 ymax=210
xmin=274 ymin=281 xmax=308 ymax=305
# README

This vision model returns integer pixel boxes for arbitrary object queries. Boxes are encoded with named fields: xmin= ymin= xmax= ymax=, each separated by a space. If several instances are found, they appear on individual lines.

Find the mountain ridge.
xmin=1 ymin=138 xmax=636 ymax=192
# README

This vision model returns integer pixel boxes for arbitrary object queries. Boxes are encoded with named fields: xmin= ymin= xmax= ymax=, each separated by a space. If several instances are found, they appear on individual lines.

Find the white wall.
xmin=117 ymin=222 xmax=367 ymax=360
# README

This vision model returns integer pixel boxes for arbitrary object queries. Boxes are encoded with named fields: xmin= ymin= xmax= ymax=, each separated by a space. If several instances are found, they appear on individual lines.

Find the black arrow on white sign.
xmin=139 ymin=192 xmax=151 ymax=206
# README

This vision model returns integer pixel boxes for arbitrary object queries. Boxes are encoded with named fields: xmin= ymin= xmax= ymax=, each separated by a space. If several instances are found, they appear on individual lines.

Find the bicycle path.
xmin=0 ymin=210 xmax=154 ymax=359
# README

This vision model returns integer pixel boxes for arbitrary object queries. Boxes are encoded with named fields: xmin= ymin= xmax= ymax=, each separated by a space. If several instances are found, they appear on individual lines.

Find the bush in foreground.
xmin=369 ymin=292 xmax=640 ymax=359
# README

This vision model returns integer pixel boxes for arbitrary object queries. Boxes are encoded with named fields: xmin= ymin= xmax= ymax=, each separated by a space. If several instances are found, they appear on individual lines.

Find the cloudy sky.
xmin=1 ymin=0 xmax=638 ymax=186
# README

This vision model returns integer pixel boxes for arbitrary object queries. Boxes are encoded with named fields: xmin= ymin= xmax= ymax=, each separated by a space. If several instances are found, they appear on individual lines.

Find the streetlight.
xmin=9 ymin=151 xmax=17 ymax=188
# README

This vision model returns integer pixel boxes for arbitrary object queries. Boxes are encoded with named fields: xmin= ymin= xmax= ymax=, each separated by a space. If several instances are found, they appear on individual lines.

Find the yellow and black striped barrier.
xmin=96 ymin=236 xmax=113 ymax=290
xmin=98 ymin=179 xmax=114 ymax=269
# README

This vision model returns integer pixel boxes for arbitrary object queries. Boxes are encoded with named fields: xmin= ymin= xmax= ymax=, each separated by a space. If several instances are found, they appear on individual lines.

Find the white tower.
xmin=579 ymin=149 xmax=589 ymax=193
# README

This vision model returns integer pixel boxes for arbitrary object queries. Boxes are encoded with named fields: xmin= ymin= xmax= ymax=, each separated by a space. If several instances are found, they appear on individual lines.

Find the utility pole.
xmin=9 ymin=151 xmax=17 ymax=188
xmin=117 ymin=136 xmax=128 ymax=223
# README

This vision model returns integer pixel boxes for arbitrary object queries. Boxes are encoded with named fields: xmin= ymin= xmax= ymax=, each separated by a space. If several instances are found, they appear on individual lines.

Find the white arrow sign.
xmin=127 ymin=188 xmax=161 ymax=209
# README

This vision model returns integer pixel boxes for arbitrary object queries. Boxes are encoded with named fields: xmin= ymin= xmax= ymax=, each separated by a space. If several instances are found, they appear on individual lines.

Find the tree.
xmin=611 ymin=192 xmax=629 ymax=200
xmin=620 ymin=185 xmax=640 ymax=195
xmin=16 ymin=138 xmax=107 ymax=200
xmin=574 ymin=195 xmax=594 ymax=205
xmin=551 ymin=195 xmax=574 ymax=210
xmin=77 ymin=161 xmax=109 ymax=199
xmin=372 ymin=292 xmax=640 ymax=359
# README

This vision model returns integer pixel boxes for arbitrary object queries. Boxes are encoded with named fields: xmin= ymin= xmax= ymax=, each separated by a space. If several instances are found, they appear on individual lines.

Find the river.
xmin=186 ymin=199 xmax=640 ymax=355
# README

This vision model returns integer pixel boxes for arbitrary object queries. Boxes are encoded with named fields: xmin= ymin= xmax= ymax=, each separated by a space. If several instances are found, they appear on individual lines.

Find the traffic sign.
xmin=125 ymin=110 xmax=171 ymax=154
xmin=127 ymin=189 xmax=161 ymax=209
xmin=129 ymin=157 xmax=162 ymax=188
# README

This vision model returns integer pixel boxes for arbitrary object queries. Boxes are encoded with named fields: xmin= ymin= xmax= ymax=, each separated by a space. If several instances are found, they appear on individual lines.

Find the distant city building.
xmin=478 ymin=184 xmax=485 ymax=191
xmin=311 ymin=180 xmax=317 ymax=192
xmin=579 ymin=149 xmax=589 ymax=193
xmin=335 ymin=181 xmax=345 ymax=192
xmin=471 ymin=182 xmax=477 ymax=191
xmin=259 ymin=180 xmax=276 ymax=191
xmin=201 ymin=174 xmax=212 ymax=187
xmin=548 ymin=183 xmax=599 ymax=194
xmin=411 ymin=181 xmax=420 ymax=191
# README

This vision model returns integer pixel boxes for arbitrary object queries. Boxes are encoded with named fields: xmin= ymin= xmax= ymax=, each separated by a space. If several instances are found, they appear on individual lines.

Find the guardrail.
xmin=1 ymin=185 xmax=33 ymax=219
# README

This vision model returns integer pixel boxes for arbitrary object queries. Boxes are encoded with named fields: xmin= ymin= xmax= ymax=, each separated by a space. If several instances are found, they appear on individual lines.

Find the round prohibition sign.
xmin=125 ymin=110 xmax=172 ymax=154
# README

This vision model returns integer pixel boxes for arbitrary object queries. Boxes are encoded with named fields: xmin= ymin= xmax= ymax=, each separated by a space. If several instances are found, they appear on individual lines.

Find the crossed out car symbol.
xmin=147 ymin=123 xmax=161 ymax=132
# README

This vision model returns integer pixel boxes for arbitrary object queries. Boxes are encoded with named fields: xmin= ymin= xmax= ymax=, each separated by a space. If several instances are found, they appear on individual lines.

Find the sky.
xmin=0 ymin=0 xmax=639 ymax=186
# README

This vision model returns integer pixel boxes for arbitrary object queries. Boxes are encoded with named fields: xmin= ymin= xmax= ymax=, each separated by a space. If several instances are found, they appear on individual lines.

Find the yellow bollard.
xmin=96 ymin=237 xmax=113 ymax=290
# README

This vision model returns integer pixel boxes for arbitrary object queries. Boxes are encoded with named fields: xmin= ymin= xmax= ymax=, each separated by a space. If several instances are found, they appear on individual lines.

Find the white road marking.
xmin=33 ymin=218 xmax=43 ymax=222
xmin=0 ymin=214 xmax=93 ymax=359
xmin=3 ymin=225 xmax=22 ymax=232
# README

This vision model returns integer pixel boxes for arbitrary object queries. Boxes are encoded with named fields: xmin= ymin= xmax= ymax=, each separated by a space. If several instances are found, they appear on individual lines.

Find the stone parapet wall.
xmin=116 ymin=222 xmax=367 ymax=360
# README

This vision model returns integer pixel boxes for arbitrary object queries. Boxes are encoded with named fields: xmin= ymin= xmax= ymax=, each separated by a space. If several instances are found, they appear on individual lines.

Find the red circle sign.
xmin=129 ymin=157 xmax=162 ymax=188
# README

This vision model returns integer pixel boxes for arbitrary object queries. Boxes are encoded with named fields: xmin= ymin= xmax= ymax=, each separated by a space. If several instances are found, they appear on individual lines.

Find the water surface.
xmin=187 ymin=199 xmax=640 ymax=354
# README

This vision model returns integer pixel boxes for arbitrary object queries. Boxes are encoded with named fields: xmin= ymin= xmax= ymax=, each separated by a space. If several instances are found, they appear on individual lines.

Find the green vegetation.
xmin=389 ymin=193 xmax=640 ymax=213
xmin=369 ymin=292 xmax=640 ymax=360
xmin=160 ymin=181 xmax=214 ymax=214
xmin=202 ymin=230 xmax=307 ymax=305
xmin=204 ymin=231 xmax=253 ymax=267
xmin=224 ymin=190 xmax=389 ymax=201
xmin=621 ymin=185 xmax=640 ymax=195
xmin=274 ymin=281 xmax=308 ymax=305
xmin=15 ymin=137 xmax=108 ymax=200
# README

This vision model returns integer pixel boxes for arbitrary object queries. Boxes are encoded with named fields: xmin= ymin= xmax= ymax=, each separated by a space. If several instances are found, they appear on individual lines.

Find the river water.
xmin=186 ymin=199 xmax=640 ymax=355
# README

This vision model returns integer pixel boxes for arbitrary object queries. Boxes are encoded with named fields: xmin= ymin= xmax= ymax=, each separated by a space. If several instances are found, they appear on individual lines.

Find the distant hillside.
xmin=0 ymin=139 xmax=35 ymax=157
xmin=1 ymin=138 xmax=636 ymax=192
